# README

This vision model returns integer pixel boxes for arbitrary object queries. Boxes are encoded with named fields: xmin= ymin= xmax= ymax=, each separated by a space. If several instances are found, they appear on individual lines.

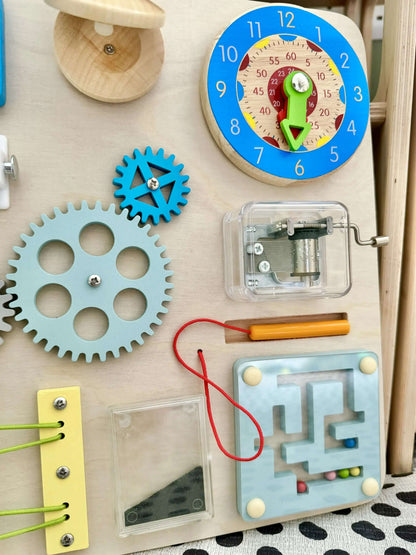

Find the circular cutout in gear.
xmin=0 ymin=280 xmax=14 ymax=346
xmin=113 ymin=147 xmax=190 ymax=224
xmin=7 ymin=202 xmax=173 ymax=362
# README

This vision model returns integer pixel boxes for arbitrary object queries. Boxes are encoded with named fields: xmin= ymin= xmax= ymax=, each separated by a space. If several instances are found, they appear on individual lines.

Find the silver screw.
xmin=291 ymin=72 xmax=310 ymax=93
xmin=88 ymin=274 xmax=101 ymax=287
xmin=104 ymin=44 xmax=116 ymax=55
xmin=53 ymin=397 xmax=67 ymax=410
xmin=258 ymin=260 xmax=271 ymax=273
xmin=246 ymin=242 xmax=264 ymax=255
xmin=3 ymin=155 xmax=18 ymax=180
xmin=147 ymin=177 xmax=160 ymax=190
xmin=60 ymin=533 xmax=74 ymax=547
xmin=56 ymin=466 xmax=70 ymax=479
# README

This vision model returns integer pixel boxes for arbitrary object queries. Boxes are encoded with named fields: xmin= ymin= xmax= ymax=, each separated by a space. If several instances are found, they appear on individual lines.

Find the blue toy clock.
xmin=200 ymin=4 xmax=370 ymax=185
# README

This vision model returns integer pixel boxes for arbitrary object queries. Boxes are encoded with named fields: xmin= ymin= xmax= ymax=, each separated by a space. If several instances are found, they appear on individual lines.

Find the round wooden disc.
xmin=53 ymin=13 xmax=164 ymax=103
xmin=45 ymin=0 xmax=165 ymax=29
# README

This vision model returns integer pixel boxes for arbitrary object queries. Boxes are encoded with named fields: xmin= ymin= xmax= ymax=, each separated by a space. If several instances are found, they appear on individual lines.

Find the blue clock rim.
xmin=206 ymin=5 xmax=370 ymax=180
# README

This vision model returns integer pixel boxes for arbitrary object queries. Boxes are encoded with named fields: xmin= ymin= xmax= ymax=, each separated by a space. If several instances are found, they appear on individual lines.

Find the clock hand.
xmin=279 ymin=71 xmax=313 ymax=151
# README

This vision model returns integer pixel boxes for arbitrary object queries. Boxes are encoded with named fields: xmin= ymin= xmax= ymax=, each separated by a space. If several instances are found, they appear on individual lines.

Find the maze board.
xmin=234 ymin=351 xmax=381 ymax=521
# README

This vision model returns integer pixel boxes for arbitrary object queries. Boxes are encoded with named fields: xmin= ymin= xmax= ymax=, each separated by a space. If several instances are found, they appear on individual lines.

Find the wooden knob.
xmin=44 ymin=0 xmax=165 ymax=28
xmin=45 ymin=0 xmax=165 ymax=103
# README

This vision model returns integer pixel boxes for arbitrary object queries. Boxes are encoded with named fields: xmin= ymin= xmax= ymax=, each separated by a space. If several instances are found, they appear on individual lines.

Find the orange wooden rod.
xmin=249 ymin=320 xmax=350 ymax=341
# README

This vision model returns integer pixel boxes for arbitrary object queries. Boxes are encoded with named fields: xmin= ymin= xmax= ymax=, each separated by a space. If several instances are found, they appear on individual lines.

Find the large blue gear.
xmin=113 ymin=147 xmax=190 ymax=225
xmin=0 ymin=280 xmax=13 ymax=346
xmin=6 ymin=202 xmax=173 ymax=362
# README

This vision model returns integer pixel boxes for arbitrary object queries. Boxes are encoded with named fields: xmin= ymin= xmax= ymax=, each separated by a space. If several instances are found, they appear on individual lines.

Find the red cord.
xmin=172 ymin=318 xmax=264 ymax=462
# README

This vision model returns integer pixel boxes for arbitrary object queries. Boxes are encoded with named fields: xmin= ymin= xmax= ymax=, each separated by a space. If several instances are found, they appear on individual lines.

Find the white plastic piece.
xmin=243 ymin=366 xmax=262 ymax=386
xmin=246 ymin=498 xmax=266 ymax=519
xmin=362 ymin=477 xmax=380 ymax=497
xmin=0 ymin=135 xmax=9 ymax=210
xmin=94 ymin=21 xmax=114 ymax=36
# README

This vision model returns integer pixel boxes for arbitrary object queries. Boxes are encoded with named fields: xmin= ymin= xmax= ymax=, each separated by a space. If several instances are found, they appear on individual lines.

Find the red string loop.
xmin=172 ymin=318 xmax=264 ymax=462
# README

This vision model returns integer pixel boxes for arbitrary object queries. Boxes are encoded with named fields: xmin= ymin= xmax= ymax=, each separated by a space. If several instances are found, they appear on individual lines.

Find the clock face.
xmin=201 ymin=5 xmax=369 ymax=184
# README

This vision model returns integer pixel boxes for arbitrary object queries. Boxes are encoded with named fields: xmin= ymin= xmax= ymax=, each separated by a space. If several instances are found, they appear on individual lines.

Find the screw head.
xmin=88 ymin=274 xmax=101 ymax=287
xmin=53 ymin=397 xmax=67 ymax=410
xmin=258 ymin=260 xmax=271 ymax=273
xmin=3 ymin=155 xmax=18 ymax=180
xmin=291 ymin=72 xmax=310 ymax=93
xmin=56 ymin=466 xmax=70 ymax=479
xmin=147 ymin=177 xmax=160 ymax=190
xmin=104 ymin=43 xmax=116 ymax=55
xmin=60 ymin=533 xmax=74 ymax=547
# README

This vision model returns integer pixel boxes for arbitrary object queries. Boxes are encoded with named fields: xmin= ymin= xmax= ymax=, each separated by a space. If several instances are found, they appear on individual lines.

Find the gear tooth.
xmin=21 ymin=233 xmax=32 ymax=243
xmin=145 ymin=146 xmax=153 ymax=156
xmin=81 ymin=200 xmax=89 ymax=211
xmin=113 ymin=177 xmax=123 ymax=187
xmin=66 ymin=202 xmax=75 ymax=213
xmin=52 ymin=207 xmax=62 ymax=218
xmin=22 ymin=322 xmax=34 ymax=332
xmin=111 ymin=348 xmax=120 ymax=359
xmin=95 ymin=200 xmax=102 ymax=211
xmin=108 ymin=204 xmax=116 ymax=213
xmin=12 ymin=245 xmax=23 ymax=256
xmin=161 ymin=213 xmax=172 ymax=223
xmin=29 ymin=222 xmax=39 ymax=233
xmin=123 ymin=154 xmax=133 ymax=164
xmin=158 ymin=245 xmax=166 ymax=254
xmin=115 ymin=165 xmax=125 ymax=176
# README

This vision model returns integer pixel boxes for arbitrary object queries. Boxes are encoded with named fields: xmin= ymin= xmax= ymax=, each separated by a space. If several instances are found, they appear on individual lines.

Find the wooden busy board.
xmin=0 ymin=1 xmax=384 ymax=553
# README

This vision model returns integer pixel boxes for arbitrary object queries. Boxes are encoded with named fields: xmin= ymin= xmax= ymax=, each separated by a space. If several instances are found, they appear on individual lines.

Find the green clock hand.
xmin=280 ymin=71 xmax=313 ymax=151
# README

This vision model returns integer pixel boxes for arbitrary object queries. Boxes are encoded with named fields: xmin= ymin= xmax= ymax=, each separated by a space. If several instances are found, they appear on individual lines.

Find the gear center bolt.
xmin=88 ymin=274 xmax=102 ymax=287
xmin=147 ymin=177 xmax=160 ymax=191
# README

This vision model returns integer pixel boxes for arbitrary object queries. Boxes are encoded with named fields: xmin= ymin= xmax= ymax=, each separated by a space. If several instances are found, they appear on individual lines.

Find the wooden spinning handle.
xmin=44 ymin=0 xmax=165 ymax=28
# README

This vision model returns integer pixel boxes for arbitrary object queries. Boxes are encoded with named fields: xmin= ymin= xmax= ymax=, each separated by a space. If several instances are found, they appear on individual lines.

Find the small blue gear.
xmin=113 ymin=147 xmax=190 ymax=225
xmin=0 ymin=280 xmax=13 ymax=346
xmin=7 ymin=202 xmax=173 ymax=362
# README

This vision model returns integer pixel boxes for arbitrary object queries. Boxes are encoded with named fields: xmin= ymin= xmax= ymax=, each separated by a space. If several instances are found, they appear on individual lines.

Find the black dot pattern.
xmin=257 ymin=548 xmax=283 ymax=555
xmin=183 ymin=551 xmax=209 ymax=555
xmin=372 ymin=503 xmax=401 ymax=517
xmin=256 ymin=523 xmax=283 ymax=535
xmin=332 ymin=508 xmax=352 ymax=515
xmin=351 ymin=520 xmax=385 ymax=541
xmin=324 ymin=550 xmax=350 ymax=555
xmin=396 ymin=491 xmax=416 ymax=505
xmin=383 ymin=483 xmax=395 ymax=489
xmin=299 ymin=521 xmax=328 ymax=540
xmin=215 ymin=532 xmax=243 ymax=547
xmin=384 ymin=548 xmax=411 ymax=555
xmin=395 ymin=525 xmax=416 ymax=543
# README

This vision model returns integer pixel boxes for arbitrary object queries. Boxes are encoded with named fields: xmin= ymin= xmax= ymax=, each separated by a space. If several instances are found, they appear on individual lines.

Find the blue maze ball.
xmin=344 ymin=438 xmax=357 ymax=448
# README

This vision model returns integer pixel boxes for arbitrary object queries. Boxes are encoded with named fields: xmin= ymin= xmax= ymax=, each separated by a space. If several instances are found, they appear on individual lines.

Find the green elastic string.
xmin=0 ymin=514 xmax=68 ymax=540
xmin=0 ymin=432 xmax=63 ymax=455
xmin=0 ymin=504 xmax=67 ymax=516
xmin=0 ymin=423 xmax=62 ymax=431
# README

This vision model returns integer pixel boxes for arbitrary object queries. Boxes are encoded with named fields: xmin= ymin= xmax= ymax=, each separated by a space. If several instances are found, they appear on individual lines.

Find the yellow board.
xmin=37 ymin=387 xmax=88 ymax=554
